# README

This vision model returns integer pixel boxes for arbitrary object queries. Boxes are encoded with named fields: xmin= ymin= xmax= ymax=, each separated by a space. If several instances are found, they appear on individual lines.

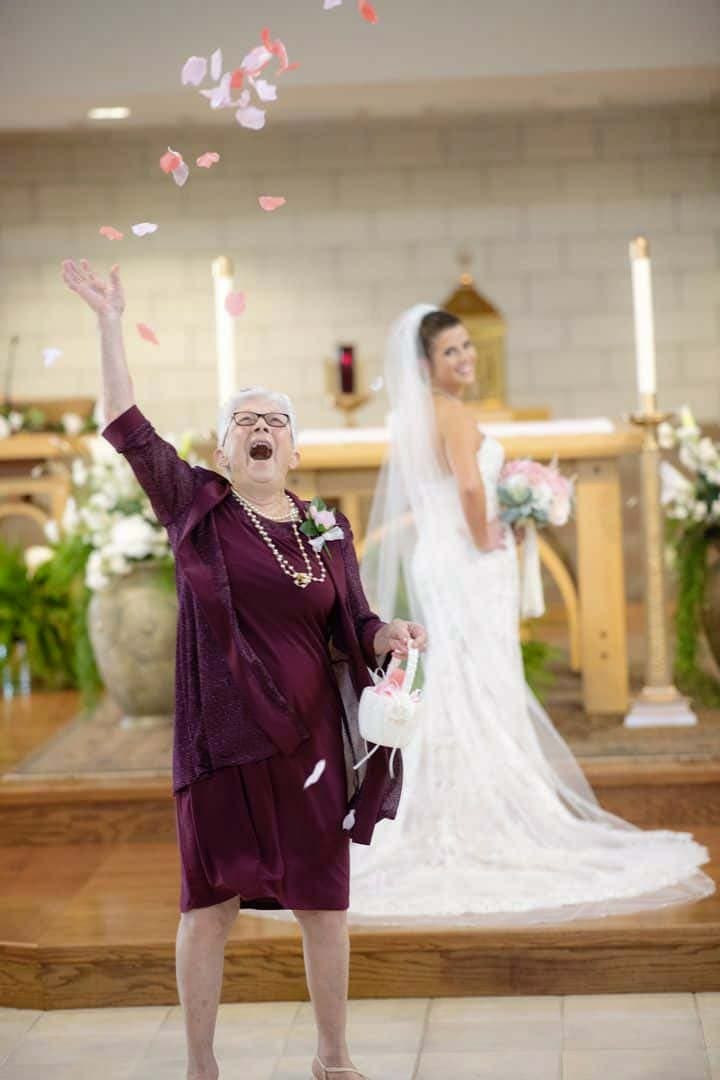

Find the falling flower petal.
xmin=210 ymin=47 xmax=223 ymax=81
xmin=258 ymin=195 xmax=286 ymax=212
xmin=236 ymin=105 xmax=266 ymax=130
xmin=160 ymin=147 xmax=183 ymax=173
xmin=181 ymin=55 xmax=207 ymax=86
xmin=342 ymin=809 xmax=356 ymax=831
xmin=99 ymin=225 xmax=123 ymax=240
xmin=359 ymin=0 xmax=378 ymax=21
xmin=261 ymin=28 xmax=291 ymax=75
xmin=196 ymin=151 xmax=220 ymax=169
xmin=172 ymin=160 xmax=190 ymax=187
xmin=43 ymin=347 xmax=62 ymax=368
xmin=250 ymin=77 xmax=277 ymax=102
xmin=224 ymin=291 xmax=247 ymax=317
xmin=241 ymin=44 xmax=273 ymax=76
xmin=325 ymin=0 xmax=343 ymax=7
xmin=131 ymin=222 xmax=158 ymax=236
xmin=137 ymin=322 xmax=159 ymax=345
xmin=304 ymin=759 xmax=326 ymax=789
xmin=230 ymin=68 xmax=245 ymax=89
xmin=201 ymin=71 xmax=233 ymax=109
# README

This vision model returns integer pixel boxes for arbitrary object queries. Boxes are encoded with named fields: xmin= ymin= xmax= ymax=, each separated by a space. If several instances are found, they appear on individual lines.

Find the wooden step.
xmin=0 ymin=831 xmax=718 ymax=1009
xmin=3 ymin=754 xmax=719 ymax=847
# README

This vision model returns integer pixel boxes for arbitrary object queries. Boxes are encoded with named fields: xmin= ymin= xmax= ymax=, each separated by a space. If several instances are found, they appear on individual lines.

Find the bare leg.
xmin=176 ymin=896 xmax=240 ymax=1080
xmin=294 ymin=909 xmax=364 ymax=1079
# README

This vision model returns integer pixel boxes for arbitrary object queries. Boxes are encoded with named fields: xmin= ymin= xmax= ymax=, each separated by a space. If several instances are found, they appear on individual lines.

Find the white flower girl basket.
xmin=354 ymin=646 xmax=422 ymax=778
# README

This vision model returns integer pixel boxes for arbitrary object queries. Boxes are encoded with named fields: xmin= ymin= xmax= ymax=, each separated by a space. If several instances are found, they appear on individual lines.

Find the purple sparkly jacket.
xmin=103 ymin=405 xmax=401 ymax=844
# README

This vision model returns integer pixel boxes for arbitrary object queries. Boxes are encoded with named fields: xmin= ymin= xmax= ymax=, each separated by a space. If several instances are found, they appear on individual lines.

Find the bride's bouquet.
xmin=497 ymin=459 xmax=575 ymax=618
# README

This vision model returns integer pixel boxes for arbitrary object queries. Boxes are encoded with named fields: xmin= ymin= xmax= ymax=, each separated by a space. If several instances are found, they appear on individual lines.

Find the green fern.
xmin=672 ymin=525 xmax=720 ymax=706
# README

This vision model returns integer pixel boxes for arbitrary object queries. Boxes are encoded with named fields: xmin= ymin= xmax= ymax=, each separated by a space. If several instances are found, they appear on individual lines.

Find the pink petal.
xmin=99 ymin=225 xmax=123 ymax=240
xmin=210 ymin=47 xmax=223 ymax=81
xmin=160 ymin=147 xmax=182 ymax=173
xmin=181 ymin=55 xmax=207 ymax=86
xmin=43 ymin=347 xmax=62 ymax=368
xmin=250 ymin=77 xmax=277 ymax=102
xmin=137 ymin=322 xmax=159 ymax=345
xmin=303 ymin=759 xmax=326 ymax=789
xmin=131 ymin=222 xmax=158 ymax=236
xmin=235 ymin=105 xmax=266 ymax=130
xmin=224 ymin=291 xmax=247 ymax=317
xmin=359 ymin=0 xmax=379 ymax=21
xmin=172 ymin=160 xmax=190 ymax=187
xmin=258 ymin=195 xmax=286 ymax=212
xmin=262 ymin=28 xmax=291 ymax=74
xmin=196 ymin=151 xmax=220 ymax=168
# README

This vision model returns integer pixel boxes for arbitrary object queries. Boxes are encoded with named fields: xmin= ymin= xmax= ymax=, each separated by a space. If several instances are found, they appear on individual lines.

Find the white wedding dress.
xmin=349 ymin=433 xmax=714 ymax=925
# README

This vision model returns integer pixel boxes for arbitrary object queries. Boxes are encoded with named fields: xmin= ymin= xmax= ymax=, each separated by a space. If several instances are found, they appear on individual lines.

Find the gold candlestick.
xmin=624 ymin=397 xmax=697 ymax=727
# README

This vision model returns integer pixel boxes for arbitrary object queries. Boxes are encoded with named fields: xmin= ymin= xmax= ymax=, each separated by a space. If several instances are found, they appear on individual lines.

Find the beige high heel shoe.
xmin=311 ymin=1057 xmax=368 ymax=1080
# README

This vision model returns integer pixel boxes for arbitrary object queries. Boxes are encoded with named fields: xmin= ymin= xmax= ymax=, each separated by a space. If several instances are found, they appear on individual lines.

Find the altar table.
xmin=294 ymin=419 xmax=644 ymax=716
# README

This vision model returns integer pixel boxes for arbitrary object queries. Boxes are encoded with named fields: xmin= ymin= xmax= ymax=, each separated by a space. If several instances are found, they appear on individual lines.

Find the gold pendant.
xmin=294 ymin=572 xmax=312 ymax=588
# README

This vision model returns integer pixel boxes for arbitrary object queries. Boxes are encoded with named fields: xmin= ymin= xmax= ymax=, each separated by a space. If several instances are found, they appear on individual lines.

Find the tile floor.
xmin=0 ymin=992 xmax=717 ymax=1080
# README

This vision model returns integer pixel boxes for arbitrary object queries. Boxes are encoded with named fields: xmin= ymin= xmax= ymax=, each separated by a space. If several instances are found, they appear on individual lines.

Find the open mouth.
xmin=249 ymin=438 xmax=273 ymax=462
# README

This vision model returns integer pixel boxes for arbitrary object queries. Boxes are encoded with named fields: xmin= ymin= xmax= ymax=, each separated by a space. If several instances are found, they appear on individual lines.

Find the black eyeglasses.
xmin=223 ymin=411 xmax=291 ymax=444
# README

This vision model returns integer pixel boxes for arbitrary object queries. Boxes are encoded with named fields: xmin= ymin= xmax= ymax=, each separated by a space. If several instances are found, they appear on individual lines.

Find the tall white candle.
xmin=212 ymin=255 xmax=236 ymax=410
xmin=629 ymin=236 xmax=657 ymax=399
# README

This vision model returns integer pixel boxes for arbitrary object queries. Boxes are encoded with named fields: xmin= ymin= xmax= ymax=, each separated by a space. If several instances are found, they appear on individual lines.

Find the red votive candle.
xmin=338 ymin=345 xmax=355 ymax=395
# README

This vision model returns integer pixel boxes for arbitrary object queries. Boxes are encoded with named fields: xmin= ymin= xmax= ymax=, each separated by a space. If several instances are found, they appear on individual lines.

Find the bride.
xmin=349 ymin=303 xmax=714 ymax=925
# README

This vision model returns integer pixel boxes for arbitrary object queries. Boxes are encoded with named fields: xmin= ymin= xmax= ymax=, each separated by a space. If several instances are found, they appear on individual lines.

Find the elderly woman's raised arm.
xmin=62 ymin=259 xmax=197 ymax=528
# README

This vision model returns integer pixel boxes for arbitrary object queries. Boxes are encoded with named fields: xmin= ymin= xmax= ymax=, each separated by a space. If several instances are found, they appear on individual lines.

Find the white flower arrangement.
xmin=47 ymin=429 xmax=204 ymax=592
xmin=659 ymin=406 xmax=720 ymax=531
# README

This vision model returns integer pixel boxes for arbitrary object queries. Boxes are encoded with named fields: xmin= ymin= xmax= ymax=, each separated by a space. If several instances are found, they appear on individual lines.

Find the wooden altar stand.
xmin=293 ymin=420 xmax=644 ymax=717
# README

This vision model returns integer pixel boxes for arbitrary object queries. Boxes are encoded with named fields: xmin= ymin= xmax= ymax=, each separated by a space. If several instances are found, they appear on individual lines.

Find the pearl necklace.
xmin=231 ymin=489 xmax=327 ymax=590
xmin=232 ymin=488 xmax=298 ymax=522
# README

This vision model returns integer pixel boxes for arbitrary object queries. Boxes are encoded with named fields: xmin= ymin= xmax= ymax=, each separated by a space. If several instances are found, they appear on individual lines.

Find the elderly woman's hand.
xmin=374 ymin=619 xmax=428 ymax=659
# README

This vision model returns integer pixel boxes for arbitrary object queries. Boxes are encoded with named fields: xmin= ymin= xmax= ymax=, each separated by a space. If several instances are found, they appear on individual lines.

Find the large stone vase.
xmin=87 ymin=563 xmax=177 ymax=728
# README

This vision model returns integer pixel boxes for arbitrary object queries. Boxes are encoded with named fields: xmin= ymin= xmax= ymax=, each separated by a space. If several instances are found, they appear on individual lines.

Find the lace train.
xmin=349 ymin=439 xmax=714 ymax=926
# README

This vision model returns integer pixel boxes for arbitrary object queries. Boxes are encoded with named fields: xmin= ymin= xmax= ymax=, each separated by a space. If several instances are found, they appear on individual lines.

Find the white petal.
xmin=235 ymin=105 xmax=266 ymax=131
xmin=304 ymin=759 xmax=326 ymax=789
xmin=210 ymin=48 xmax=223 ymax=82
xmin=342 ymin=809 xmax=356 ymax=831
xmin=324 ymin=0 xmax=343 ymax=7
xmin=131 ymin=222 xmax=158 ymax=237
xmin=172 ymin=160 xmax=190 ymax=187
xmin=251 ymin=77 xmax=277 ymax=103
xmin=181 ymin=55 xmax=207 ymax=87
xmin=43 ymin=346 xmax=62 ymax=367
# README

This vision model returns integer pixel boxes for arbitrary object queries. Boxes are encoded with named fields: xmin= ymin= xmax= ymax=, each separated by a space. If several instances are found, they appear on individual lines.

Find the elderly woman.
xmin=61 ymin=259 xmax=427 ymax=1080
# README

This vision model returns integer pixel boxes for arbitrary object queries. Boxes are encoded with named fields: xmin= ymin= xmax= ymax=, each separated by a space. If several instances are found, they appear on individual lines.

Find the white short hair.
xmin=218 ymin=386 xmax=298 ymax=447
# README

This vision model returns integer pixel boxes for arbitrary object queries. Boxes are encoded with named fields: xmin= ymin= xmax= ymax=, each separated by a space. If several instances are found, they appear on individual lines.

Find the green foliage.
xmin=0 ymin=541 xmax=76 ymax=691
xmin=0 ymin=405 xmax=98 ymax=436
xmin=521 ymin=639 xmax=560 ymax=702
xmin=672 ymin=525 xmax=720 ymax=707
xmin=0 ymin=537 xmax=103 ymax=702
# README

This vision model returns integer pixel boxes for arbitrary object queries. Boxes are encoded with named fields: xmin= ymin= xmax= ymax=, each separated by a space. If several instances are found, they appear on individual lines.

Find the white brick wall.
xmin=1 ymin=102 xmax=719 ymax=435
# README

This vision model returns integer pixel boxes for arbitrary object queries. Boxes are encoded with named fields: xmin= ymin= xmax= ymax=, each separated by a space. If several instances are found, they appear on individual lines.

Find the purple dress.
xmin=176 ymin=496 xmax=351 ymax=912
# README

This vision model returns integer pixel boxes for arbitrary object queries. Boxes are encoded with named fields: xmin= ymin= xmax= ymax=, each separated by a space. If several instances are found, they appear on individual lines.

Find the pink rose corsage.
xmin=299 ymin=497 xmax=345 ymax=556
